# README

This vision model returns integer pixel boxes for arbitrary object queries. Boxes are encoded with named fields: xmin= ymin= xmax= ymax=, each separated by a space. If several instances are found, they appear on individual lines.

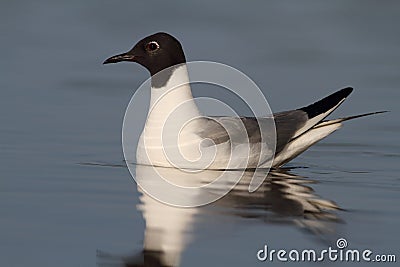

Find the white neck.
xmin=147 ymin=64 xmax=200 ymax=123
xmin=137 ymin=64 xmax=204 ymax=167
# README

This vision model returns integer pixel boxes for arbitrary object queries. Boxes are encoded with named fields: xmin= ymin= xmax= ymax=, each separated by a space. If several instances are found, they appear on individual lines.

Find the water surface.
xmin=1 ymin=1 xmax=399 ymax=266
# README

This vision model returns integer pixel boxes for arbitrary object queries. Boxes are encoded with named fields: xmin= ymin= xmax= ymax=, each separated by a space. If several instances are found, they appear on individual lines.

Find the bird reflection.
xmin=97 ymin=165 xmax=342 ymax=267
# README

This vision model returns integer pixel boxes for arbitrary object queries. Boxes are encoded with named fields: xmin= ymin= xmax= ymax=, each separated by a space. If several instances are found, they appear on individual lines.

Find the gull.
xmin=104 ymin=32 xmax=384 ymax=170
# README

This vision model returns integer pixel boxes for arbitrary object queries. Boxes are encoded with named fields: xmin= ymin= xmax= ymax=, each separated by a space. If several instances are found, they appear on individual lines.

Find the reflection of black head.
xmin=103 ymin=32 xmax=186 ymax=76
xmin=97 ymin=249 xmax=169 ymax=267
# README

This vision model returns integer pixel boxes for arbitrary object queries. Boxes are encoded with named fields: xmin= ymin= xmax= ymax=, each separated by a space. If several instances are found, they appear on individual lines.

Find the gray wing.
xmin=195 ymin=116 xmax=270 ymax=144
xmin=273 ymin=110 xmax=308 ymax=153
xmin=196 ymin=112 xmax=307 ymax=154
xmin=197 ymin=87 xmax=354 ymax=156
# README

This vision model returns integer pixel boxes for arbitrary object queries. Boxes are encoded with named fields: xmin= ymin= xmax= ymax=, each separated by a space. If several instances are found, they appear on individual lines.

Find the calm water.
xmin=1 ymin=1 xmax=399 ymax=266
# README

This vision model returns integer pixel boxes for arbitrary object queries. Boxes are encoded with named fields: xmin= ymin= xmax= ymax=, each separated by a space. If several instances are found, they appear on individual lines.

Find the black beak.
xmin=103 ymin=52 xmax=136 ymax=64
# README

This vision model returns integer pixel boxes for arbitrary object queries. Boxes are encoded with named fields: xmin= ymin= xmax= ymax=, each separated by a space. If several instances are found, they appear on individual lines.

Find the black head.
xmin=103 ymin=32 xmax=186 ymax=76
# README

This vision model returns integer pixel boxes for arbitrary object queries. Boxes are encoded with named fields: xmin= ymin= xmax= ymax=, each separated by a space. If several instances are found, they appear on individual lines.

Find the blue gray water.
xmin=1 ymin=1 xmax=399 ymax=266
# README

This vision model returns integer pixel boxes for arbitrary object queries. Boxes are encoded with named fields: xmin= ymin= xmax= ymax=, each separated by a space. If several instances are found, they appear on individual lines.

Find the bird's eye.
xmin=145 ymin=41 xmax=160 ymax=52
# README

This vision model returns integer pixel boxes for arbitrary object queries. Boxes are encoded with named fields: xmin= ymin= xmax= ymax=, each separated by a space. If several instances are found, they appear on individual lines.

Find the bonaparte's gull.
xmin=104 ymin=32 xmax=384 ymax=169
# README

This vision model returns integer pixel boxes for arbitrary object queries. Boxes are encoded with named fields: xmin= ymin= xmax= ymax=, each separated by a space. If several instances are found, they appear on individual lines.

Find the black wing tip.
xmin=330 ymin=86 xmax=354 ymax=100
xmin=333 ymin=110 xmax=388 ymax=123
xmin=341 ymin=86 xmax=354 ymax=97
xmin=372 ymin=110 xmax=389 ymax=114
xmin=299 ymin=87 xmax=354 ymax=119
xmin=356 ymin=110 xmax=389 ymax=117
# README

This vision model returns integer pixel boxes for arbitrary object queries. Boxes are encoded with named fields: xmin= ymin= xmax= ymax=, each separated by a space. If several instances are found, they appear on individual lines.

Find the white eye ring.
xmin=146 ymin=41 xmax=160 ymax=52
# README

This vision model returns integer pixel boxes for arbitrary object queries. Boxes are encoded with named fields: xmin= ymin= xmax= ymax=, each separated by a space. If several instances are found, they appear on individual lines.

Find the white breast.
xmin=137 ymin=65 xmax=208 ymax=168
xmin=136 ymin=65 xmax=274 ymax=170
